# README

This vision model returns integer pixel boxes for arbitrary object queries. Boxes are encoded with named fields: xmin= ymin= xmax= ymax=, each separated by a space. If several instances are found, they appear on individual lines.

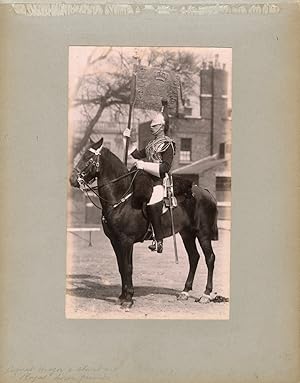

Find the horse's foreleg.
xmin=197 ymin=237 xmax=215 ymax=303
xmin=177 ymin=230 xmax=200 ymax=300
xmin=121 ymin=242 xmax=134 ymax=309
xmin=110 ymin=238 xmax=126 ymax=303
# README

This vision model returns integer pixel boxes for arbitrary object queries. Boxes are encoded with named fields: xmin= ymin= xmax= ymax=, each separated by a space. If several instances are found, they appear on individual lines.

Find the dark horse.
xmin=69 ymin=137 xmax=218 ymax=308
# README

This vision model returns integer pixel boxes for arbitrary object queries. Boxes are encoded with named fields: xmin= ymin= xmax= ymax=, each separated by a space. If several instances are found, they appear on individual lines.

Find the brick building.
xmin=69 ymin=59 xmax=231 ymax=225
xmin=138 ymin=61 xmax=232 ymax=219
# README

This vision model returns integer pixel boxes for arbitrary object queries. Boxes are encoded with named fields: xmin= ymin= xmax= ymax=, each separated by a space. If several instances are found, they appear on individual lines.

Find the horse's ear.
xmin=95 ymin=137 xmax=104 ymax=149
xmin=89 ymin=137 xmax=95 ymax=145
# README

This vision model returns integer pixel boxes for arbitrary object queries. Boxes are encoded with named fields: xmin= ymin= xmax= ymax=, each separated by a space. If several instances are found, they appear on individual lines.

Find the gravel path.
xmin=66 ymin=223 xmax=230 ymax=319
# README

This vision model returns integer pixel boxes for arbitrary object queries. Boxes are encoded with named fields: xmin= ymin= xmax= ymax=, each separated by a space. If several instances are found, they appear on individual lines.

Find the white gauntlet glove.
xmin=135 ymin=160 xmax=144 ymax=170
xmin=123 ymin=128 xmax=137 ymax=154
xmin=123 ymin=128 xmax=131 ymax=138
xmin=138 ymin=162 xmax=160 ymax=177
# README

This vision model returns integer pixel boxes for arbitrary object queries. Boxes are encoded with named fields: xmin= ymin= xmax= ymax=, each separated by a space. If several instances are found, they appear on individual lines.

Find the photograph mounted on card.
xmin=67 ymin=46 xmax=232 ymax=319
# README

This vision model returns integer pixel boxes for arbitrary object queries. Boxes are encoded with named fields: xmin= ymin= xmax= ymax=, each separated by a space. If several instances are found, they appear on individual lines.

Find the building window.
xmin=180 ymin=138 xmax=192 ymax=163
xmin=216 ymin=176 xmax=231 ymax=202
xmin=219 ymin=143 xmax=226 ymax=159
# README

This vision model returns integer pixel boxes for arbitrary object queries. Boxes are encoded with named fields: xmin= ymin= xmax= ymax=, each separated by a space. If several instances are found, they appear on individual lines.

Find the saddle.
xmin=132 ymin=171 xmax=194 ymax=242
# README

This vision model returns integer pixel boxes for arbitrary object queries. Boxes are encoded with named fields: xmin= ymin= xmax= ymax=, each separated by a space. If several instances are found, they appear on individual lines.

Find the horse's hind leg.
xmin=197 ymin=235 xmax=215 ymax=303
xmin=177 ymin=230 xmax=200 ymax=301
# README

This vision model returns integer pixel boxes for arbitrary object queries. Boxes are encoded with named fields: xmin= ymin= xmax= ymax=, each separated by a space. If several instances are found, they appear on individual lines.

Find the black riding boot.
xmin=147 ymin=201 xmax=164 ymax=253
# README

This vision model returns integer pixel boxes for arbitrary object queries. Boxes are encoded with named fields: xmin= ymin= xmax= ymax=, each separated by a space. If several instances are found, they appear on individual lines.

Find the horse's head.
xmin=69 ymin=137 xmax=104 ymax=188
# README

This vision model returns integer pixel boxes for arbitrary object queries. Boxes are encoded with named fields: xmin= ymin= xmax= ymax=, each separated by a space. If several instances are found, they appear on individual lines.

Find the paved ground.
xmin=66 ymin=221 xmax=230 ymax=319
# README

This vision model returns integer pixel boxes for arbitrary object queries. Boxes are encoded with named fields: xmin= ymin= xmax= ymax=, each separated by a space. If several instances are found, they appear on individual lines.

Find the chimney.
xmin=200 ymin=57 xmax=229 ymax=154
xmin=200 ymin=59 xmax=228 ymax=119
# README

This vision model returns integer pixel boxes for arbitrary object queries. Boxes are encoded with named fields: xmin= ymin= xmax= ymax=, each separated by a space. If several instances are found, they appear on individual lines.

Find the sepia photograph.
xmin=66 ymin=46 xmax=232 ymax=319
xmin=1 ymin=3 xmax=299 ymax=382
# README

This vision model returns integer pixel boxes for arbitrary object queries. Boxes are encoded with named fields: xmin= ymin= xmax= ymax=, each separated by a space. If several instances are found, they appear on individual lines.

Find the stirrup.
xmin=148 ymin=240 xmax=157 ymax=252
xmin=156 ymin=240 xmax=163 ymax=253
xmin=148 ymin=240 xmax=163 ymax=253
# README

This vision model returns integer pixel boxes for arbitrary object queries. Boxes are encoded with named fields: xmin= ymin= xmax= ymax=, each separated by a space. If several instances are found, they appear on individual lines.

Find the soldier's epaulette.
xmin=160 ymin=140 xmax=176 ymax=154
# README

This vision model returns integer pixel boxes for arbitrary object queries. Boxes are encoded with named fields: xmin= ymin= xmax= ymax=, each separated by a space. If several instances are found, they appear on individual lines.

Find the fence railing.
xmin=67 ymin=227 xmax=100 ymax=246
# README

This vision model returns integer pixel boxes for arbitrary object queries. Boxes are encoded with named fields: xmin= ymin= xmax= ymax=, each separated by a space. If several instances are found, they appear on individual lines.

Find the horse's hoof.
xmin=120 ymin=300 xmax=134 ymax=310
xmin=117 ymin=296 xmax=126 ymax=305
xmin=177 ymin=291 xmax=189 ymax=301
xmin=196 ymin=294 xmax=211 ymax=304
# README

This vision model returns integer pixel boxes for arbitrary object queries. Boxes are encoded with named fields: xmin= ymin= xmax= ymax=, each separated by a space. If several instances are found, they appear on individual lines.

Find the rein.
xmin=97 ymin=169 xmax=138 ymax=189
xmin=78 ymin=169 xmax=139 ymax=210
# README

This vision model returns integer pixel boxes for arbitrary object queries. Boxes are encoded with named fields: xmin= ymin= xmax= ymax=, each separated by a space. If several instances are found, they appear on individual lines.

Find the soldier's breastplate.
xmin=146 ymin=147 xmax=162 ymax=163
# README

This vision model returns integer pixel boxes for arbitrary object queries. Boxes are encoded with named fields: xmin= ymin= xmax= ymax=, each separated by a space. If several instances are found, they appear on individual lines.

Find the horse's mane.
xmin=101 ymin=147 xmax=128 ymax=176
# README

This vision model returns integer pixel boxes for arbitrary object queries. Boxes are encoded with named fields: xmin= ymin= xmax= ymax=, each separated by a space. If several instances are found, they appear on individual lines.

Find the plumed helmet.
xmin=151 ymin=112 xmax=165 ymax=127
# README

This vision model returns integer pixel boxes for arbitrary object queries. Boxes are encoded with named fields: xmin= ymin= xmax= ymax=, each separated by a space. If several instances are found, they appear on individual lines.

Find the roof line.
xmin=172 ymin=153 xmax=219 ymax=173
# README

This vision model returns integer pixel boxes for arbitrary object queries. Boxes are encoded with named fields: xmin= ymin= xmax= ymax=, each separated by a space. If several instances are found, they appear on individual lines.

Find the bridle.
xmin=74 ymin=145 xmax=139 ymax=210
xmin=74 ymin=146 xmax=102 ymax=186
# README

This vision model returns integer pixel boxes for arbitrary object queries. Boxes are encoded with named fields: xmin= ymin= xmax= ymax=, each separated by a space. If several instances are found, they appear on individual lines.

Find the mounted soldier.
xmin=70 ymin=63 xmax=219 ymax=308
xmin=123 ymin=103 xmax=175 ymax=253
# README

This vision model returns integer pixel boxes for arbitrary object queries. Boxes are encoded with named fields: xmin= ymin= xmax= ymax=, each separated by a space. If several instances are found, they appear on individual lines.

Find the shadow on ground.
xmin=66 ymin=274 xmax=182 ymax=303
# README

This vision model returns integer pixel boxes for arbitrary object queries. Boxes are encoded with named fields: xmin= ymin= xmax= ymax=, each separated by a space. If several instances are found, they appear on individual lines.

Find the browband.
xmin=89 ymin=145 xmax=103 ymax=155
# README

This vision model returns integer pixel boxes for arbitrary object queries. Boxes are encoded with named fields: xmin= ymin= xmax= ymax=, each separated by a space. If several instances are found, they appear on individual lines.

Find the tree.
xmin=70 ymin=47 xmax=200 ymax=157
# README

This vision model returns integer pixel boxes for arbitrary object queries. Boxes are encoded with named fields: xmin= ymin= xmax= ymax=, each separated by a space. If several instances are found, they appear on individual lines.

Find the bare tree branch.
xmin=71 ymin=47 xmax=202 ymax=158
xmin=73 ymin=97 xmax=102 ymax=107
xmin=87 ymin=47 xmax=112 ymax=65
xmin=73 ymin=103 xmax=106 ymax=156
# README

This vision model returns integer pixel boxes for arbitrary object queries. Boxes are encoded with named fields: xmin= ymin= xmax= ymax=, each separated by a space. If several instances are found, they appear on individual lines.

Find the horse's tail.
xmin=192 ymin=185 xmax=219 ymax=241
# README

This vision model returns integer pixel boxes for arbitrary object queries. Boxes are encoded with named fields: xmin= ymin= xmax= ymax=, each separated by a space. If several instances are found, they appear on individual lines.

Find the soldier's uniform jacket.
xmin=131 ymin=136 xmax=175 ymax=185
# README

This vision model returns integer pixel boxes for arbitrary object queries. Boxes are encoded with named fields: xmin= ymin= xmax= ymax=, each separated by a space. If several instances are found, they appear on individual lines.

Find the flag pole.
xmin=124 ymin=64 xmax=137 ymax=166
xmin=161 ymin=100 xmax=178 ymax=264
xmin=168 ymin=175 xmax=179 ymax=264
